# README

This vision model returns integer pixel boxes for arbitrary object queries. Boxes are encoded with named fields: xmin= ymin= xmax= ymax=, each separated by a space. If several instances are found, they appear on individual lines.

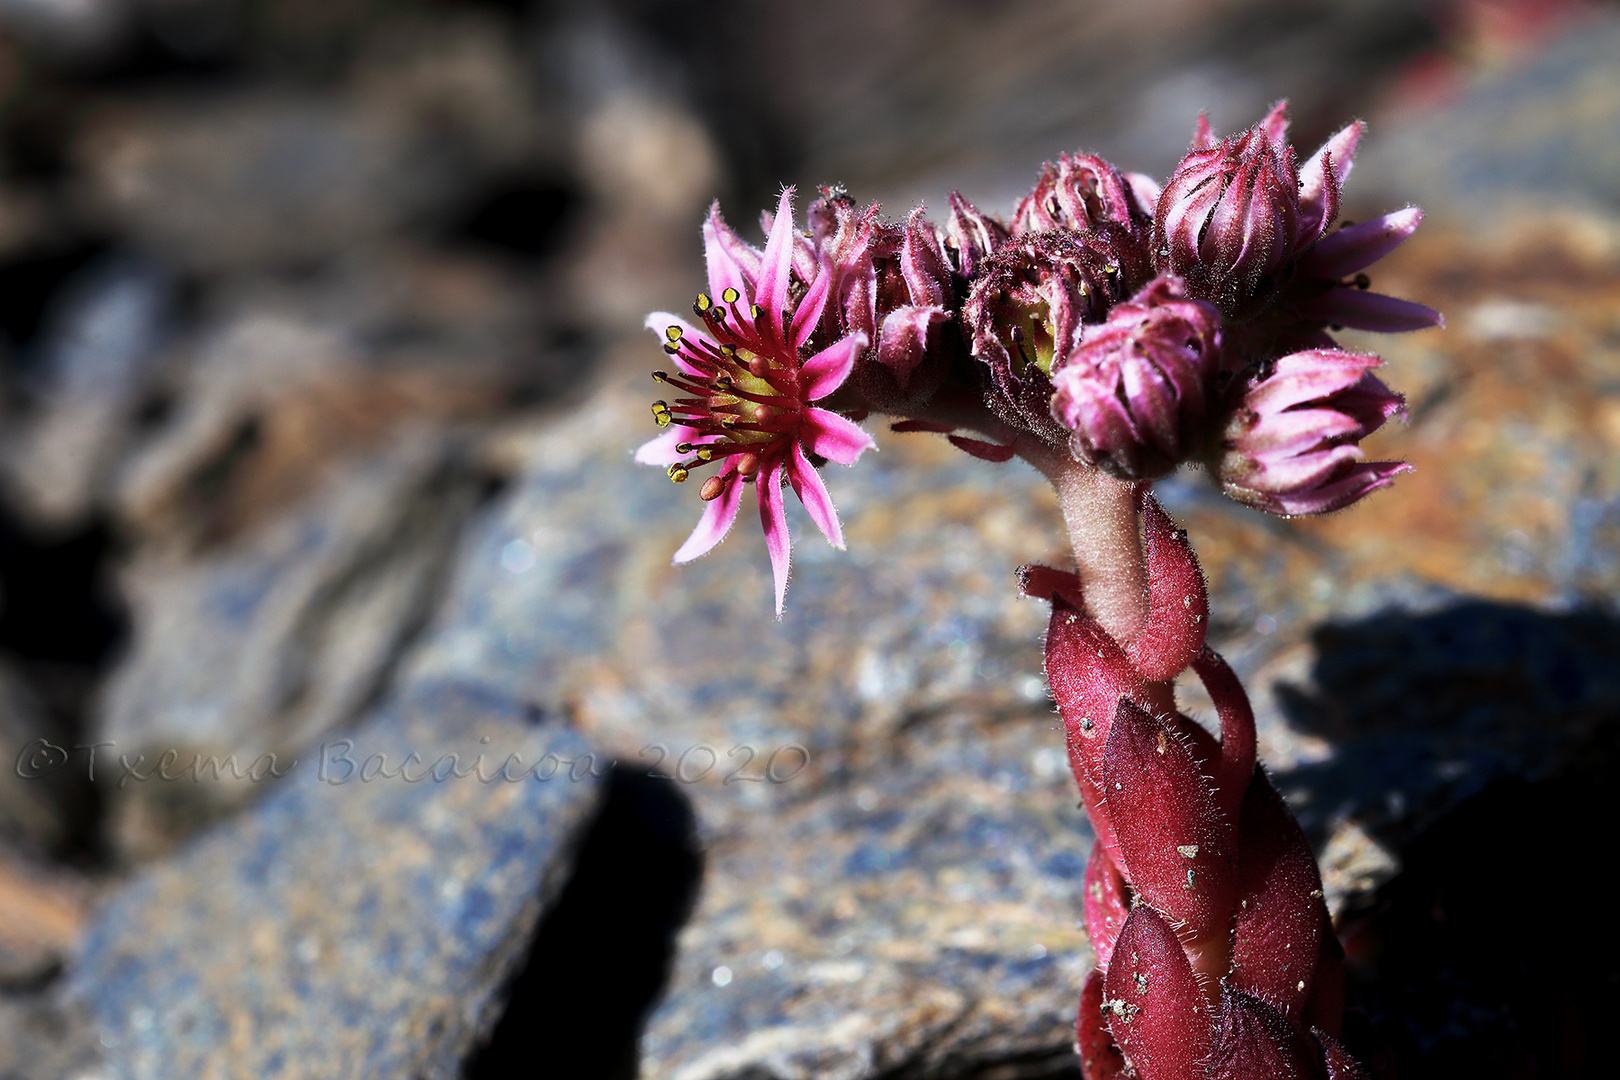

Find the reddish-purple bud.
xmin=1049 ymin=276 xmax=1226 ymax=479
xmin=966 ymin=230 xmax=1138 ymax=445
xmin=1102 ymin=700 xmax=1236 ymax=977
xmin=1215 ymin=349 xmax=1411 ymax=516
xmin=1015 ymin=153 xmax=1154 ymax=245
xmin=1154 ymin=123 xmax=1302 ymax=315
xmin=1103 ymin=904 xmax=1215 ymax=1080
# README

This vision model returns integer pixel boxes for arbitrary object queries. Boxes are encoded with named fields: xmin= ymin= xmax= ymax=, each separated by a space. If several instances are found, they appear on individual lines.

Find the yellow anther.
xmin=665 ymin=325 xmax=683 ymax=341
xmin=750 ymin=303 xmax=763 ymax=319
xmin=721 ymin=287 xmax=740 ymax=304
xmin=696 ymin=446 xmax=714 ymax=461
xmin=696 ymin=293 xmax=713 ymax=311
xmin=667 ymin=463 xmax=689 ymax=483
xmin=719 ymin=343 xmax=737 ymax=356
xmin=652 ymin=370 xmax=669 ymax=382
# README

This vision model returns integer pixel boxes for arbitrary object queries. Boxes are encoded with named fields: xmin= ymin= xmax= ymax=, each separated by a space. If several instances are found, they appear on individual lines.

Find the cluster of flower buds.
xmin=1025 ymin=490 xmax=1367 ymax=1079
xmin=638 ymin=102 xmax=1439 ymax=607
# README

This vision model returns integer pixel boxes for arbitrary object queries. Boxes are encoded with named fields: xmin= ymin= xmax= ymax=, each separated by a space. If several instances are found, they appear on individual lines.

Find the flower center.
xmin=648 ymin=292 xmax=808 ymax=496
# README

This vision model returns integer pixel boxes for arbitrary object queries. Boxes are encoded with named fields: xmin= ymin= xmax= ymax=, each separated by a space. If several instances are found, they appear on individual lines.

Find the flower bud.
xmin=1215 ymin=348 xmax=1410 ymax=516
xmin=1048 ymin=276 xmax=1225 ymax=480
xmin=1014 ymin=152 xmax=1154 ymax=239
xmin=1155 ymin=125 xmax=1302 ymax=315
xmin=965 ymin=231 xmax=1132 ymax=444
xmin=942 ymin=191 xmax=1008 ymax=279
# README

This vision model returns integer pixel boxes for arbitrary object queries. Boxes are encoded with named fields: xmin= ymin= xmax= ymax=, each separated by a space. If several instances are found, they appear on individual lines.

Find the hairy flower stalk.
xmin=637 ymin=102 xmax=1440 ymax=1078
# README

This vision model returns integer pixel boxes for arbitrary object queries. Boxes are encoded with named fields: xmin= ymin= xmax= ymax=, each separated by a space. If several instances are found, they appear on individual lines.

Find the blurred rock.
xmin=0 ymin=660 xmax=70 ymax=854
xmin=0 ymin=994 xmax=101 ymax=1080
xmin=0 ymin=848 xmax=89 ymax=986
xmin=65 ymin=679 xmax=605 ymax=1080
xmin=101 ymin=430 xmax=492 ymax=860
xmin=1358 ymin=9 xmax=1620 ymax=226
xmin=70 ymin=13 xmax=562 ymax=274
xmin=0 ymin=254 xmax=169 ymax=529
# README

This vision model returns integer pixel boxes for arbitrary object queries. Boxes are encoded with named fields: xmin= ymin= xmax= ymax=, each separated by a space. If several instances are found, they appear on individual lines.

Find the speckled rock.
xmin=99 ymin=432 xmax=491 ymax=860
xmin=64 ymin=679 xmax=604 ymax=1080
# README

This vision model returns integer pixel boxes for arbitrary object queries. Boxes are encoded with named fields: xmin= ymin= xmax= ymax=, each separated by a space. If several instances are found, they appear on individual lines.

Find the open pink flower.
xmin=637 ymin=188 xmax=874 ymax=614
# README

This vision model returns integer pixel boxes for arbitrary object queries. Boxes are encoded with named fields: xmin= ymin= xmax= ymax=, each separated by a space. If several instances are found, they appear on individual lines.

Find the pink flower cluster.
xmin=639 ymin=102 xmax=1440 ymax=604
xmin=1028 ymin=491 xmax=1363 ymax=1080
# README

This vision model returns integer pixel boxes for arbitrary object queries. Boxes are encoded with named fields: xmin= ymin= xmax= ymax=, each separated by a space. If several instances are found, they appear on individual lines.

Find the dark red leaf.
xmin=1125 ymin=491 xmax=1209 ymax=681
xmin=947 ymin=433 xmax=1017 ymax=461
xmin=1229 ymin=773 xmax=1327 ymax=1021
xmin=1078 ymin=968 xmax=1128 ymax=1080
xmin=1208 ymin=988 xmax=1325 ymax=1080
xmin=1103 ymin=904 xmax=1214 ymax=1080
xmin=1102 ymin=700 xmax=1237 ymax=961
xmin=1085 ymin=843 xmax=1131 ymax=970
xmin=1189 ymin=647 xmax=1257 ymax=822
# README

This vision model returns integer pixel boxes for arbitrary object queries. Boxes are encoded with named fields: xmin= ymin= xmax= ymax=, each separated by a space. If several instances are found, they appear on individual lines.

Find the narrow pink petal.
xmin=644 ymin=311 xmax=716 ymax=377
xmin=789 ymin=260 xmax=834 ymax=351
xmin=758 ymin=459 xmax=790 ymax=615
xmin=790 ymin=228 xmax=817 ymax=288
xmin=1248 ymin=442 xmax=1365 ymax=494
xmin=788 ymin=442 xmax=843 ymax=549
xmin=1301 ymin=207 xmax=1423 ymax=279
xmin=635 ymin=425 xmax=695 ymax=466
xmin=1191 ymin=111 xmax=1215 ymax=150
xmin=1295 ymin=287 xmax=1445 ymax=332
xmin=877 ymin=305 xmax=948 ymax=390
xmin=1247 ymin=350 xmax=1380 ymax=415
xmin=800 ymin=332 xmax=868 ymax=401
xmin=1299 ymin=121 xmax=1362 ymax=225
xmin=1257 ymin=99 xmax=1290 ymax=151
xmin=672 ymin=465 xmax=744 ymax=563
xmin=1245 ymin=407 xmax=1369 ymax=456
xmin=703 ymin=203 xmax=755 ymax=304
xmin=1267 ymin=460 xmax=1412 ymax=515
xmin=803 ymin=407 xmax=876 ymax=465
xmin=1124 ymin=171 xmax=1162 ymax=216
xmin=755 ymin=187 xmax=797 ymax=347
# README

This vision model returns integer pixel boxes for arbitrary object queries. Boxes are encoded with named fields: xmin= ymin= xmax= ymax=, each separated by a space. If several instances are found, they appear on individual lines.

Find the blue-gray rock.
xmin=64 ymin=680 xmax=604 ymax=1080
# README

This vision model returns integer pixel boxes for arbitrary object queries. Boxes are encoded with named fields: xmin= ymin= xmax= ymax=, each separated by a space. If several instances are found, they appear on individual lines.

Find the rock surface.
xmin=61 ymin=680 xmax=604 ymax=1080
xmin=0 ymin=4 xmax=1616 ymax=1080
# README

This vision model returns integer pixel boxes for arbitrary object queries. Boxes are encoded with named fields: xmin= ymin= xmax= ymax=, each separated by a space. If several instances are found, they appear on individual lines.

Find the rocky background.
xmin=0 ymin=1 xmax=1617 ymax=1077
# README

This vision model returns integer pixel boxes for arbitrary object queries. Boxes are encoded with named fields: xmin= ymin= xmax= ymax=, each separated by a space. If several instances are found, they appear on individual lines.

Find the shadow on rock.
xmin=1275 ymin=601 xmax=1620 ymax=1079
xmin=1339 ymin=767 xmax=1620 ymax=1080
xmin=1274 ymin=600 xmax=1620 ymax=844
xmin=465 ymin=765 xmax=703 ymax=1080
